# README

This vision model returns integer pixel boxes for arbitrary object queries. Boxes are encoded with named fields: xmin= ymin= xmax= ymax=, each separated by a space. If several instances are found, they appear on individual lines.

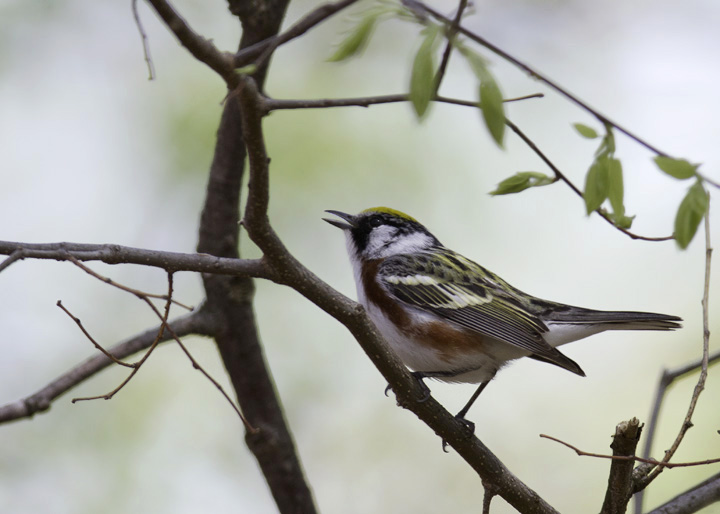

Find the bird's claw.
xmin=384 ymin=373 xmax=432 ymax=403
xmin=441 ymin=414 xmax=476 ymax=453
xmin=411 ymin=372 xmax=432 ymax=402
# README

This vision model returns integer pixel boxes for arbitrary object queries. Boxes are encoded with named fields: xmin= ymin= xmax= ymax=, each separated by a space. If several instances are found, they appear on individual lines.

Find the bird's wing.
xmin=378 ymin=251 xmax=584 ymax=375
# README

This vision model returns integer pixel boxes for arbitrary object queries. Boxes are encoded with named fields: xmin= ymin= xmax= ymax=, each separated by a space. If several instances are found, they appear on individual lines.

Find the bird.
xmin=324 ymin=206 xmax=682 ymax=423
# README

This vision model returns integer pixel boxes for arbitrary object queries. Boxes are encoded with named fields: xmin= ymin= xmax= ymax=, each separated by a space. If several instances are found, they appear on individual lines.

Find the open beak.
xmin=323 ymin=210 xmax=356 ymax=230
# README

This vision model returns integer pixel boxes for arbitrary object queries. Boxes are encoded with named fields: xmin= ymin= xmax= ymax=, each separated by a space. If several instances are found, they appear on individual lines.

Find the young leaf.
xmin=328 ymin=14 xmax=379 ymax=62
xmin=595 ymin=128 xmax=616 ymax=158
xmin=409 ymin=26 xmax=440 ymax=119
xmin=458 ymin=45 xmax=489 ymax=78
xmin=573 ymin=123 xmax=599 ymax=139
xmin=478 ymin=70 xmax=506 ymax=147
xmin=607 ymin=158 xmax=625 ymax=217
xmin=584 ymin=157 xmax=610 ymax=214
xmin=489 ymin=172 xmax=554 ymax=196
xmin=654 ymin=156 xmax=698 ymax=180
xmin=674 ymin=180 xmax=709 ymax=249
xmin=610 ymin=212 xmax=635 ymax=230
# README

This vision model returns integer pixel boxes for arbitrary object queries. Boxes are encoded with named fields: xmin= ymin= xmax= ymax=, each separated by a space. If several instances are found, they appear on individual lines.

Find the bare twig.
xmin=144 ymin=0 xmax=236 ymax=85
xmin=234 ymin=0 xmax=361 ymax=69
xmin=413 ymin=1 xmax=672 ymax=158
xmin=634 ymin=349 xmax=720 ymax=514
xmin=71 ymin=272 xmax=176 ymax=403
xmin=66 ymin=254 xmax=193 ymax=310
xmin=433 ymin=0 xmax=469 ymax=94
xmin=505 ymin=118 xmax=674 ymax=242
xmin=132 ymin=0 xmax=156 ymax=80
xmin=161 ymin=312 xmax=255 ymax=431
xmin=263 ymin=92 xmax=541 ymax=111
xmin=56 ymin=301 xmax=135 ymax=368
xmin=0 ymin=241 xmax=270 ymax=278
xmin=61 ymin=265 xmax=254 ymax=429
xmin=634 ymin=206 xmax=714 ymax=492
xmin=541 ymin=434 xmax=720 ymax=469
xmin=0 ymin=309 xmax=210 ymax=424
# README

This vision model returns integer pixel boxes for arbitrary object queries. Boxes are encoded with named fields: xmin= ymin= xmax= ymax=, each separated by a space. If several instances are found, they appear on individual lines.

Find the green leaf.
xmin=327 ymin=14 xmax=379 ymax=62
xmin=654 ymin=156 xmax=698 ymax=180
xmin=595 ymin=128 xmax=616 ymax=158
xmin=489 ymin=172 xmax=554 ymax=196
xmin=573 ymin=123 xmax=599 ymax=139
xmin=584 ymin=157 xmax=610 ymax=214
xmin=607 ymin=158 xmax=625 ymax=217
xmin=478 ymin=70 xmax=506 ymax=147
xmin=458 ymin=45 xmax=489 ymax=77
xmin=611 ymin=212 xmax=635 ymax=230
xmin=674 ymin=180 xmax=709 ymax=249
xmin=409 ymin=26 xmax=440 ymax=119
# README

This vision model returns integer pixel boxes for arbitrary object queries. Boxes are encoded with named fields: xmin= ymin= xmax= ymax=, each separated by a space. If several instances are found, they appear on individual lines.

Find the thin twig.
xmin=637 ymin=202 xmax=713 ymax=488
xmin=541 ymin=434 xmax=720 ymax=469
xmin=56 ymin=301 xmax=135 ymax=368
xmin=263 ymin=92 xmax=540 ymax=111
xmin=71 ymin=272 xmax=176 ymax=402
xmin=0 ymin=309 xmax=209 ymax=424
xmin=634 ymin=349 xmax=720 ymax=514
xmin=162 ymin=314 xmax=256 ymax=432
xmin=66 ymin=254 xmax=193 ymax=310
xmin=504 ymin=118 xmax=674 ymax=242
xmin=58 ymin=264 xmax=254 ymax=429
xmin=132 ymin=0 xmax=156 ymax=80
xmin=433 ymin=0 xmax=469 ymax=94
xmin=144 ymin=0 xmax=236 ymax=85
xmin=233 ymin=0 xmax=361 ymax=69
xmin=413 ymin=1 xmax=671 ymax=158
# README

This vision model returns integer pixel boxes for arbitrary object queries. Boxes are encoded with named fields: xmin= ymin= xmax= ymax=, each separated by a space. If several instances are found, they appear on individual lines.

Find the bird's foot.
xmin=384 ymin=372 xmax=432 ymax=403
xmin=410 ymin=372 xmax=432 ymax=402
xmin=442 ymin=413 xmax=476 ymax=453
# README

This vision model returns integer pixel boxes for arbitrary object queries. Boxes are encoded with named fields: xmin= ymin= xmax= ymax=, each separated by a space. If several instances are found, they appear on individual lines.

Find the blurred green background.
xmin=1 ymin=0 xmax=719 ymax=512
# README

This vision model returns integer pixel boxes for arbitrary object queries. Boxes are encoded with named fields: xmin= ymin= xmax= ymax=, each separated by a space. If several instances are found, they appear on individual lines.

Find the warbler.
xmin=324 ymin=207 xmax=682 ymax=420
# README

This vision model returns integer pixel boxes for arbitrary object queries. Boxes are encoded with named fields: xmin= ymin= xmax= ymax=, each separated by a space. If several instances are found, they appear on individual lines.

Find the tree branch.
xmin=646 ymin=471 xmax=720 ymax=514
xmin=144 ymin=0 xmax=237 ymax=85
xmin=0 ymin=241 xmax=270 ymax=278
xmin=0 ymin=309 xmax=209 ymax=424
xmin=504 ymin=118 xmax=674 ymax=242
xmin=601 ymin=418 xmax=642 ymax=514
xmin=634 ymin=209 xmax=713 ymax=492
xmin=412 ymin=0 xmax=673 ymax=158
xmin=237 ymin=74 xmax=560 ymax=514
xmin=233 ymin=0 xmax=361 ymax=69
xmin=634 ymin=349 xmax=720 ymax=514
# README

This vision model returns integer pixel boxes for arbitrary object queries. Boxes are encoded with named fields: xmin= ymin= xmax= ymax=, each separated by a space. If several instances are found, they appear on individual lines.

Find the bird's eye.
xmin=368 ymin=216 xmax=383 ymax=228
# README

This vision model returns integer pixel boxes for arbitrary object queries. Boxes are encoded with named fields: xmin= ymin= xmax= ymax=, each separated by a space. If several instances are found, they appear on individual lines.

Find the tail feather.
xmin=549 ymin=308 xmax=682 ymax=330
xmin=543 ymin=308 xmax=682 ymax=348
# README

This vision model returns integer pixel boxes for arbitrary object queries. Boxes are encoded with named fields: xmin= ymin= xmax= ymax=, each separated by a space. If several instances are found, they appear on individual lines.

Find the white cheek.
xmin=365 ymin=229 xmax=435 ymax=259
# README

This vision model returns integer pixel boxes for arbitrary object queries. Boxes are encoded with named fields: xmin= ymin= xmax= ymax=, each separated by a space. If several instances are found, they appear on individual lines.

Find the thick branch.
xmin=237 ymin=74 xmax=559 ymax=514
xmin=188 ymin=0 xmax=317 ymax=511
xmin=144 ymin=0 xmax=236 ymax=85
xmin=601 ymin=418 xmax=642 ymax=514
xmin=233 ymin=0 xmax=361 ymax=69
xmin=0 ymin=310 xmax=209 ymax=424
xmin=0 ymin=242 xmax=269 ymax=277
xmin=646 ymin=471 xmax=720 ymax=514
